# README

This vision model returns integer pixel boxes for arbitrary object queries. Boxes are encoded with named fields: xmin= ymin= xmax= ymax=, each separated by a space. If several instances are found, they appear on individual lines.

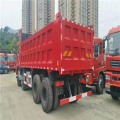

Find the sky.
xmin=0 ymin=0 xmax=120 ymax=38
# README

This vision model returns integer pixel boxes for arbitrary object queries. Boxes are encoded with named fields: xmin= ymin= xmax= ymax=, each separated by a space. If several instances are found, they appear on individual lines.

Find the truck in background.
xmin=0 ymin=53 xmax=5 ymax=65
xmin=16 ymin=12 xmax=94 ymax=113
xmin=105 ymin=26 xmax=120 ymax=100
xmin=80 ymin=37 xmax=106 ymax=94
xmin=7 ymin=54 xmax=16 ymax=72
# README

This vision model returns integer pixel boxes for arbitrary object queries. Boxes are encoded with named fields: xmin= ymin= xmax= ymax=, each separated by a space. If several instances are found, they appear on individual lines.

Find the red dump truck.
xmin=105 ymin=26 xmax=120 ymax=100
xmin=16 ymin=12 xmax=94 ymax=113
xmin=7 ymin=54 xmax=16 ymax=71
xmin=0 ymin=53 xmax=5 ymax=65
xmin=80 ymin=37 xmax=106 ymax=94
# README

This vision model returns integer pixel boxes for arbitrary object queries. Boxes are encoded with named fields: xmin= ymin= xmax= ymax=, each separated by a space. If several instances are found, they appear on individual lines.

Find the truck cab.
xmin=7 ymin=54 xmax=16 ymax=71
xmin=0 ymin=53 xmax=5 ymax=65
xmin=105 ymin=26 xmax=120 ymax=100
xmin=80 ymin=37 xmax=106 ymax=94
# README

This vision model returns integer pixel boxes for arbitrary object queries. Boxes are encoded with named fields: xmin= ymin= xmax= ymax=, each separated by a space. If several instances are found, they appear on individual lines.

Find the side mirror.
xmin=103 ymin=48 xmax=105 ymax=53
xmin=94 ymin=53 xmax=98 ymax=57
xmin=95 ymin=44 xmax=98 ymax=53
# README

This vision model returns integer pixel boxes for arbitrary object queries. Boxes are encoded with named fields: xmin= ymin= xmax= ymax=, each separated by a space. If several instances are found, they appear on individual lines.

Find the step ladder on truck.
xmin=16 ymin=12 xmax=95 ymax=113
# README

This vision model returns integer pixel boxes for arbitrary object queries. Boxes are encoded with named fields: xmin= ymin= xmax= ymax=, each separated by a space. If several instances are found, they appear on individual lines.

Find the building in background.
xmin=36 ymin=0 xmax=55 ymax=32
xmin=58 ymin=0 xmax=98 ymax=37
xmin=58 ymin=0 xmax=87 ymax=26
xmin=87 ymin=0 xmax=98 ymax=37
xmin=22 ymin=0 xmax=35 ymax=34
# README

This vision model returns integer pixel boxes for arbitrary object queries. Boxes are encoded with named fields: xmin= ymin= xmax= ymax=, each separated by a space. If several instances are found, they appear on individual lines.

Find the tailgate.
xmin=60 ymin=18 xmax=94 ymax=74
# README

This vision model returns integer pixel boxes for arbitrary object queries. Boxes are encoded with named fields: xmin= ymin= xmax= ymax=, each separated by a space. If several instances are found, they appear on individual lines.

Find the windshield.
xmin=107 ymin=32 xmax=120 ymax=54
xmin=8 ymin=56 xmax=16 ymax=61
xmin=0 ymin=55 xmax=5 ymax=61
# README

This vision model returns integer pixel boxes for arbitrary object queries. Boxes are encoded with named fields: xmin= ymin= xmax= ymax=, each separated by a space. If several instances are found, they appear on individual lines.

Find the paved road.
xmin=0 ymin=73 xmax=120 ymax=120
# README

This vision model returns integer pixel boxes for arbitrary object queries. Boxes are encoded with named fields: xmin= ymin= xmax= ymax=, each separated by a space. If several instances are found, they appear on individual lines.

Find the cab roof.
xmin=94 ymin=37 xmax=103 ymax=43
xmin=109 ymin=26 xmax=120 ymax=34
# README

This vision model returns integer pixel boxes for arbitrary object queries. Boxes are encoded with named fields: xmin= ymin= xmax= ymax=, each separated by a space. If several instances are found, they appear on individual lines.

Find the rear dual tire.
xmin=41 ymin=78 xmax=53 ymax=113
xmin=32 ymin=75 xmax=42 ymax=104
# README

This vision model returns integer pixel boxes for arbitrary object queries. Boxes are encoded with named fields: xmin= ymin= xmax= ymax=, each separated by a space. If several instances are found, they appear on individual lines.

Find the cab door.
xmin=93 ymin=41 xmax=104 ymax=81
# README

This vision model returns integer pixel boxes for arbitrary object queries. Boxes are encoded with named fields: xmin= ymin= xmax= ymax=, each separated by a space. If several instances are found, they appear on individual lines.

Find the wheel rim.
xmin=99 ymin=78 xmax=103 ymax=90
xmin=42 ymin=87 xmax=47 ymax=105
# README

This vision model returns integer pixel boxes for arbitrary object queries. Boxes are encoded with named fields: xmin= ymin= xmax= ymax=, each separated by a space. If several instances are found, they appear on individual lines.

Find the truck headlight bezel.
xmin=106 ymin=75 xmax=110 ymax=80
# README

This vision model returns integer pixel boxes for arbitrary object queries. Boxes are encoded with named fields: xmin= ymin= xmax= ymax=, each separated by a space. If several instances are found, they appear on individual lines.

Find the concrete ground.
xmin=0 ymin=73 xmax=120 ymax=120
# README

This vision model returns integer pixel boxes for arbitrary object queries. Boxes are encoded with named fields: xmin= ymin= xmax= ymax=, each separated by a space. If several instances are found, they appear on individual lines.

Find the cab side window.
xmin=100 ymin=42 xmax=102 ymax=54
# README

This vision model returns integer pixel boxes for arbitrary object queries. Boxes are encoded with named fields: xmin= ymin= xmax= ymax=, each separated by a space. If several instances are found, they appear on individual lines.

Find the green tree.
xmin=7 ymin=39 xmax=17 ymax=53
xmin=4 ymin=26 xmax=9 ymax=34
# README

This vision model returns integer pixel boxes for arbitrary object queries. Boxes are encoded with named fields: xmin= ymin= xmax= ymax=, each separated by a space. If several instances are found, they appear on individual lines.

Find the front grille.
xmin=112 ymin=77 xmax=117 ymax=81
xmin=110 ymin=61 xmax=120 ymax=68
xmin=9 ymin=63 xmax=15 ymax=64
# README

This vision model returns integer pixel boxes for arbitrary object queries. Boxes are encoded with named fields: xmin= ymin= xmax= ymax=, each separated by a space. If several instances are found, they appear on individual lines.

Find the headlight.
xmin=86 ymin=75 xmax=90 ymax=82
xmin=106 ymin=75 xmax=110 ymax=80
xmin=8 ymin=66 xmax=9 ymax=68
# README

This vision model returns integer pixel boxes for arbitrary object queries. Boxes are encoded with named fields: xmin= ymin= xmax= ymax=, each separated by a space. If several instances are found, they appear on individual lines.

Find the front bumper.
xmin=106 ymin=90 xmax=120 ymax=97
xmin=106 ymin=71 xmax=120 ymax=87
xmin=60 ymin=87 xmax=92 ymax=105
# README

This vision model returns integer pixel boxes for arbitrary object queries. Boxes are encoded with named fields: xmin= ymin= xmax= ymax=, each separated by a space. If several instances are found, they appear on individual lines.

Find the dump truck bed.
xmin=19 ymin=12 xmax=94 ymax=75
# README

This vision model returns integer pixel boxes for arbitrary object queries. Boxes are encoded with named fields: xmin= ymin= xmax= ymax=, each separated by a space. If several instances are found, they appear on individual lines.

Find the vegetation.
xmin=0 ymin=26 xmax=19 ymax=53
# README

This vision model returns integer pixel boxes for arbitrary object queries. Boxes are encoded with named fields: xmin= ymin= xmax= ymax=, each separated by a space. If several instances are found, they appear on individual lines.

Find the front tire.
xmin=96 ymin=74 xmax=104 ymax=94
xmin=110 ymin=86 xmax=119 ymax=100
xmin=41 ymin=78 xmax=53 ymax=113
xmin=32 ymin=75 xmax=42 ymax=104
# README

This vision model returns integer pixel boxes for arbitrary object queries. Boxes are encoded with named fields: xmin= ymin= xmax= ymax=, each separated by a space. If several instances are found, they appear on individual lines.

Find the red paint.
xmin=60 ymin=98 xmax=69 ymax=106
xmin=16 ymin=12 xmax=94 ymax=76
xmin=76 ymin=94 xmax=82 ymax=100
xmin=87 ymin=91 xmax=92 ymax=96
xmin=7 ymin=54 xmax=16 ymax=70
xmin=55 ymin=81 xmax=64 ymax=87
xmin=106 ymin=26 xmax=120 ymax=96
xmin=26 ymin=82 xmax=29 ymax=86
xmin=26 ymin=74 xmax=28 ymax=77
xmin=60 ymin=91 xmax=92 ymax=105
xmin=80 ymin=38 xmax=105 ymax=85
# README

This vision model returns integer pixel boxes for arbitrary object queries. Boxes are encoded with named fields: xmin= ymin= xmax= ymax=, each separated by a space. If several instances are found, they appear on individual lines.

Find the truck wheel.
xmin=110 ymin=86 xmax=119 ymax=100
xmin=17 ymin=69 xmax=21 ymax=87
xmin=41 ymin=78 xmax=53 ymax=113
xmin=4 ymin=69 xmax=8 ymax=74
xmin=96 ymin=74 xmax=104 ymax=94
xmin=22 ymin=80 xmax=28 ymax=91
xmin=32 ymin=75 xmax=42 ymax=104
xmin=51 ymin=86 xmax=58 ymax=111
